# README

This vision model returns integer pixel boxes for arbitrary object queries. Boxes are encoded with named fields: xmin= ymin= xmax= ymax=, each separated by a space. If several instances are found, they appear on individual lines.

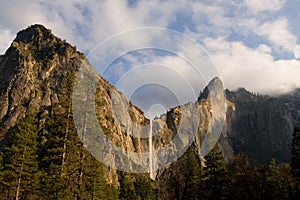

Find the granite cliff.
xmin=0 ymin=24 xmax=298 ymax=175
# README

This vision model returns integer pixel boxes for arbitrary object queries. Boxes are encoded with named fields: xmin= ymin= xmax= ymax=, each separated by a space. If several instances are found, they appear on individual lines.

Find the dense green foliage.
xmin=1 ymin=123 xmax=299 ymax=200
xmin=201 ymin=144 xmax=228 ymax=200
xmin=291 ymin=127 xmax=300 ymax=197
xmin=292 ymin=127 xmax=300 ymax=176
xmin=0 ymin=107 xmax=39 ymax=199
xmin=0 ymin=74 xmax=118 ymax=200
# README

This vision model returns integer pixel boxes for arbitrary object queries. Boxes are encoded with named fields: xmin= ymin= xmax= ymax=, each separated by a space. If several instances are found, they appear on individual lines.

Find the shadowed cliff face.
xmin=0 ymin=24 xmax=298 ymax=172
xmin=279 ymin=89 xmax=300 ymax=128
xmin=224 ymin=89 xmax=294 ymax=163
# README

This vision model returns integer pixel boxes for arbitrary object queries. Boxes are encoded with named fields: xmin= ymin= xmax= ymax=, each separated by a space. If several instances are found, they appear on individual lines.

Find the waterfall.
xmin=149 ymin=119 xmax=155 ymax=180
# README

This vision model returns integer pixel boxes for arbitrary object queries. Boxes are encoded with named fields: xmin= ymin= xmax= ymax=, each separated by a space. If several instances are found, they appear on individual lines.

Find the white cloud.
xmin=0 ymin=29 xmax=14 ymax=53
xmin=190 ymin=1 xmax=236 ymax=39
xmin=245 ymin=0 xmax=287 ymax=13
xmin=257 ymin=18 xmax=300 ymax=58
xmin=204 ymin=37 xmax=300 ymax=94
xmin=256 ymin=44 xmax=272 ymax=54
xmin=0 ymin=0 xmax=80 ymax=52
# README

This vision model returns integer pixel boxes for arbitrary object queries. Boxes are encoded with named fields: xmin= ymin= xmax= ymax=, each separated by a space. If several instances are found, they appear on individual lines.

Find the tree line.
xmin=1 ymin=123 xmax=299 ymax=199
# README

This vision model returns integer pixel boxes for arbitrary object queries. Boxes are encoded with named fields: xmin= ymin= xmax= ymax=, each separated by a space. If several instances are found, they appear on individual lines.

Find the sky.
xmin=1 ymin=0 xmax=300 ymax=117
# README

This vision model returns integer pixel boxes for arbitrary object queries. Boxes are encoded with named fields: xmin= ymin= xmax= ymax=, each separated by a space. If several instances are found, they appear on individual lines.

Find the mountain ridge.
xmin=0 ymin=24 xmax=298 ymax=167
xmin=0 ymin=24 xmax=84 ymax=140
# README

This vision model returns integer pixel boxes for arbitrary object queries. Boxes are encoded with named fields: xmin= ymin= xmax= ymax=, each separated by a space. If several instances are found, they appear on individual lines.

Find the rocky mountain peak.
xmin=14 ymin=24 xmax=57 ymax=46
xmin=207 ymin=76 xmax=223 ymax=88
xmin=6 ymin=24 xmax=82 ymax=66
xmin=0 ymin=25 xmax=84 ymax=140
xmin=198 ymin=76 xmax=224 ymax=101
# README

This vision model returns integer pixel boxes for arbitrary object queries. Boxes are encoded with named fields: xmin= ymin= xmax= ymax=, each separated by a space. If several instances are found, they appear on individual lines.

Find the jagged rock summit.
xmin=0 ymin=24 xmax=84 ymax=139
xmin=15 ymin=24 xmax=56 ymax=44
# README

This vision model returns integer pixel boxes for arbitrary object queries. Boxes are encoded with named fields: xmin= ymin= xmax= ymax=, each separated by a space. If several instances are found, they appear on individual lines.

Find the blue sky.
xmin=1 ymin=0 xmax=300 ymax=116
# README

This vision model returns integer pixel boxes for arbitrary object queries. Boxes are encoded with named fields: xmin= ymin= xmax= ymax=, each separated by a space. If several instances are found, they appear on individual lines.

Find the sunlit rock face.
xmin=0 ymin=25 xmax=298 ymax=183
xmin=0 ymin=24 xmax=85 ymax=139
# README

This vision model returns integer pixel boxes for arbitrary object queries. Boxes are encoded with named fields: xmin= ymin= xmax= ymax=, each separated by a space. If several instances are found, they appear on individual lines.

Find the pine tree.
xmin=39 ymin=74 xmax=77 ymax=199
xmin=291 ymin=127 xmax=300 ymax=198
xmin=227 ymin=153 xmax=280 ymax=199
xmin=39 ymin=105 xmax=72 ymax=199
xmin=38 ymin=72 xmax=119 ymax=200
xmin=162 ymin=144 xmax=201 ymax=200
xmin=89 ymin=162 xmax=114 ymax=200
xmin=201 ymin=143 xmax=228 ymax=200
xmin=182 ymin=146 xmax=201 ymax=200
xmin=264 ymin=159 xmax=293 ymax=199
xmin=134 ymin=174 xmax=155 ymax=200
xmin=227 ymin=153 xmax=253 ymax=199
xmin=292 ymin=127 xmax=300 ymax=177
xmin=119 ymin=173 xmax=138 ymax=200
xmin=0 ymin=107 xmax=39 ymax=200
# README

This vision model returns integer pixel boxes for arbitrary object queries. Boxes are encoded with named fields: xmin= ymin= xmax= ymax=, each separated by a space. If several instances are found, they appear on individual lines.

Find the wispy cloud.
xmin=257 ymin=18 xmax=300 ymax=58
xmin=244 ymin=0 xmax=287 ymax=13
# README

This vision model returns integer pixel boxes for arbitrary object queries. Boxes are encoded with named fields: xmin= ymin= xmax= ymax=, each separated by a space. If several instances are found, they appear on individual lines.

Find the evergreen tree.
xmin=39 ymin=73 xmax=78 ymax=199
xmin=264 ymin=159 xmax=293 ymax=199
xmin=76 ymin=152 xmax=119 ymax=200
xmin=182 ymin=146 xmax=201 ymax=200
xmin=119 ymin=173 xmax=138 ymax=200
xmin=90 ymin=162 xmax=119 ymax=200
xmin=162 ymin=144 xmax=201 ymax=200
xmin=227 ymin=153 xmax=253 ymax=199
xmin=134 ymin=174 xmax=155 ymax=200
xmin=201 ymin=143 xmax=228 ymax=200
xmin=0 ymin=108 xmax=39 ymax=200
xmin=292 ymin=127 xmax=300 ymax=177
xmin=38 ymin=72 xmax=119 ymax=200
xmin=39 ymin=105 xmax=72 ymax=199
xmin=291 ymin=127 xmax=300 ymax=198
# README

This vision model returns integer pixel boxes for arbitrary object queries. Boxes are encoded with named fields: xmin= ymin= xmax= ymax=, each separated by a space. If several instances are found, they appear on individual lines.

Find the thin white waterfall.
xmin=149 ymin=120 xmax=154 ymax=180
